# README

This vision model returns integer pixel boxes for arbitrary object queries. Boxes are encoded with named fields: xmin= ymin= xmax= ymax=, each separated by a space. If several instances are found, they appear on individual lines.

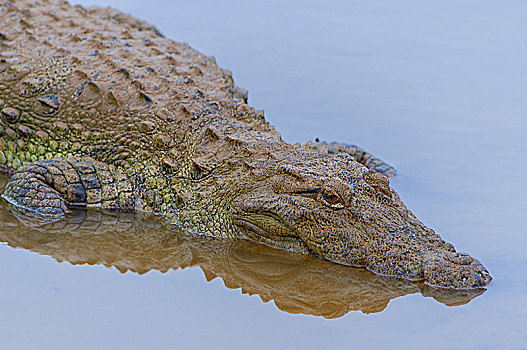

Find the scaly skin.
xmin=0 ymin=0 xmax=491 ymax=289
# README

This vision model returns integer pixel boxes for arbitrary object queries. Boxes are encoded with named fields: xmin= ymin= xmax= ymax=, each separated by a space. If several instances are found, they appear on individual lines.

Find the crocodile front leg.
xmin=306 ymin=140 xmax=397 ymax=177
xmin=1 ymin=156 xmax=135 ymax=218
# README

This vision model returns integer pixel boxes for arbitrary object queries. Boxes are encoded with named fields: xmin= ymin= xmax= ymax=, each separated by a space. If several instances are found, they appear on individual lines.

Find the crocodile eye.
xmin=321 ymin=188 xmax=344 ymax=209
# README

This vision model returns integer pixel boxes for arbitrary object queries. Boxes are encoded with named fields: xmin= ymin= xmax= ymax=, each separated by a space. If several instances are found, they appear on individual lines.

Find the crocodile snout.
xmin=422 ymin=251 xmax=492 ymax=289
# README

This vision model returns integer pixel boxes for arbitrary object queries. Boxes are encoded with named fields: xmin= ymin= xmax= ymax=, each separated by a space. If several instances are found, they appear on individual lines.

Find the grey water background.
xmin=0 ymin=0 xmax=526 ymax=348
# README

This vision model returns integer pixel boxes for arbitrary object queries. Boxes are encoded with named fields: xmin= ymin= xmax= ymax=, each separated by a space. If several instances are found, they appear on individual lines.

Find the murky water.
xmin=1 ymin=0 xmax=526 ymax=349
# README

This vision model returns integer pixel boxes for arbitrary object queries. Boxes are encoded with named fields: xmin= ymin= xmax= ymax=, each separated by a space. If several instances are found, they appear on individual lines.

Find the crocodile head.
xmin=233 ymin=151 xmax=491 ymax=289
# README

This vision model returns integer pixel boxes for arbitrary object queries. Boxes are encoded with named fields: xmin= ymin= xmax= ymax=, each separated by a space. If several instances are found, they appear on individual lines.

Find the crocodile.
xmin=0 ymin=184 xmax=486 ymax=317
xmin=0 ymin=0 xmax=491 ymax=289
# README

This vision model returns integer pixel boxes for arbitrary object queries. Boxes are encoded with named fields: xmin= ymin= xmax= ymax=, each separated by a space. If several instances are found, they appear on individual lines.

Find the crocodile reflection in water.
xmin=0 ymin=190 xmax=485 ymax=318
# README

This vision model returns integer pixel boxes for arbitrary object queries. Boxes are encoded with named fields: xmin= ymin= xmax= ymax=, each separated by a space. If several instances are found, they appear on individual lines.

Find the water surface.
xmin=1 ymin=0 xmax=526 ymax=349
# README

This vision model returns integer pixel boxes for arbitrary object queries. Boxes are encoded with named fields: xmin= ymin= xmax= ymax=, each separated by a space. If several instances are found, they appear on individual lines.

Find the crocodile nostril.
xmin=477 ymin=270 xmax=492 ymax=284
xmin=423 ymin=252 xmax=492 ymax=288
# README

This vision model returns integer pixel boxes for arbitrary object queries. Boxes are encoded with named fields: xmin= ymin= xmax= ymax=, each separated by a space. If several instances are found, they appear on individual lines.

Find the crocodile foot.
xmin=2 ymin=156 xmax=135 ymax=220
